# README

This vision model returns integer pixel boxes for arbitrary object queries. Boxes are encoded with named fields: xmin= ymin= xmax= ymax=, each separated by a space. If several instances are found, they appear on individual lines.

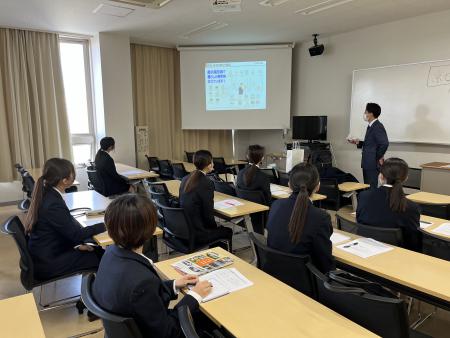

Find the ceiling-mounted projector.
xmin=309 ymin=34 xmax=324 ymax=57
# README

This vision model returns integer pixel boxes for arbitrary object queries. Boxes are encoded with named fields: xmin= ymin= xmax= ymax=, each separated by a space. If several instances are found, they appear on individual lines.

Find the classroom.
xmin=1 ymin=1 xmax=450 ymax=337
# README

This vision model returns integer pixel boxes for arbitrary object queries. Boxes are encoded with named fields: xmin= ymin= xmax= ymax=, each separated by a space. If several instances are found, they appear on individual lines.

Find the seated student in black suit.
xmin=25 ymin=158 xmax=105 ymax=281
xmin=179 ymin=150 xmax=233 ymax=251
xmin=236 ymin=144 xmax=271 ymax=234
xmin=94 ymin=137 xmax=133 ymax=197
xmin=357 ymin=157 xmax=421 ymax=251
xmin=93 ymin=194 xmax=213 ymax=338
xmin=266 ymin=163 xmax=334 ymax=273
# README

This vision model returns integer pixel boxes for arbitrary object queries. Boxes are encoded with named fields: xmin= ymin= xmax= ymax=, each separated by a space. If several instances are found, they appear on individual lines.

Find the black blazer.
xmin=357 ymin=120 xmax=389 ymax=170
xmin=266 ymin=194 xmax=334 ymax=273
xmin=28 ymin=188 xmax=105 ymax=276
xmin=93 ymin=245 xmax=198 ymax=338
xmin=356 ymin=186 xmax=422 ymax=251
xmin=95 ymin=150 xmax=130 ymax=196
xmin=179 ymin=173 xmax=217 ymax=230
xmin=236 ymin=165 xmax=271 ymax=205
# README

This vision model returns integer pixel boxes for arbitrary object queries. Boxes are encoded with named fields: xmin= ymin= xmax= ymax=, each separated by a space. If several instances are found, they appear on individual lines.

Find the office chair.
xmin=419 ymin=204 xmax=449 ymax=219
xmin=177 ymin=306 xmax=200 ymax=338
xmin=207 ymin=174 xmax=237 ymax=196
xmin=278 ymin=171 xmax=290 ymax=187
xmin=81 ymin=273 xmax=143 ymax=338
xmin=213 ymin=157 xmax=236 ymax=181
xmin=15 ymin=164 xmax=35 ymax=210
xmin=356 ymin=223 xmax=404 ymax=247
xmin=145 ymin=155 xmax=160 ymax=173
xmin=157 ymin=160 xmax=174 ymax=180
xmin=419 ymin=228 xmax=450 ymax=261
xmin=185 ymin=151 xmax=194 ymax=163
xmin=336 ymin=214 xmax=358 ymax=234
xmin=259 ymin=168 xmax=279 ymax=184
xmin=86 ymin=165 xmax=106 ymax=196
xmin=318 ymin=178 xmax=346 ymax=211
xmin=2 ymin=216 xmax=95 ymax=312
xmin=249 ymin=232 xmax=316 ymax=298
xmin=235 ymin=187 xmax=268 ymax=235
xmin=147 ymin=182 xmax=178 ymax=207
xmin=308 ymin=263 xmax=431 ymax=338
xmin=155 ymin=201 xmax=231 ymax=254
xmin=171 ymin=162 xmax=189 ymax=180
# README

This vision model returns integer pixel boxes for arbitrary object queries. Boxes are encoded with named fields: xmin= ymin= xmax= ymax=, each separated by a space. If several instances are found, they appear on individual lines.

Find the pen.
xmin=421 ymin=221 xmax=432 ymax=225
xmin=343 ymin=242 xmax=359 ymax=248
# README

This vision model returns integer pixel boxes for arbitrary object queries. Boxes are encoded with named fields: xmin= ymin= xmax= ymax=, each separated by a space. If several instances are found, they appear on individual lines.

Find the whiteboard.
xmin=349 ymin=60 xmax=450 ymax=145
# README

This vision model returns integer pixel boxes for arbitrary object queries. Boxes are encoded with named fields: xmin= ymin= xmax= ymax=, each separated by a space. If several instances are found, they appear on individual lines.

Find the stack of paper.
xmin=214 ymin=199 xmax=244 ymax=209
xmin=336 ymin=238 xmax=393 ymax=258
xmin=192 ymin=268 xmax=253 ymax=302
xmin=120 ymin=169 xmax=145 ymax=175
xmin=432 ymin=223 xmax=450 ymax=236
xmin=79 ymin=216 xmax=104 ymax=228
xmin=419 ymin=221 xmax=433 ymax=229
xmin=330 ymin=232 xmax=351 ymax=244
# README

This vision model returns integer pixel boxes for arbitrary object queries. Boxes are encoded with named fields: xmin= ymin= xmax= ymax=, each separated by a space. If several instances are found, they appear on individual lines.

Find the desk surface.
xmin=29 ymin=167 xmax=80 ymax=186
xmin=63 ymin=190 xmax=111 ymax=211
xmin=421 ymin=162 xmax=450 ymax=171
xmin=406 ymin=191 xmax=450 ymax=205
xmin=270 ymin=183 xmax=327 ymax=202
xmin=164 ymin=180 xmax=269 ymax=218
xmin=337 ymin=206 xmax=450 ymax=241
xmin=338 ymin=182 xmax=370 ymax=192
xmin=332 ymin=228 xmax=450 ymax=304
xmin=116 ymin=163 xmax=159 ymax=180
xmin=0 ymin=294 xmax=46 ymax=338
xmin=155 ymin=248 xmax=377 ymax=338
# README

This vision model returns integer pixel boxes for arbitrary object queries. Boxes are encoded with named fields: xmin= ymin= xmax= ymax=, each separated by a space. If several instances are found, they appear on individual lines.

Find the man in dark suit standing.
xmin=348 ymin=103 xmax=389 ymax=188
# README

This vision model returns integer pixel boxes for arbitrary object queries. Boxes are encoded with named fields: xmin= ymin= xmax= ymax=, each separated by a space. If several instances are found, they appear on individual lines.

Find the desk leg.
xmin=351 ymin=192 xmax=358 ymax=211
xmin=244 ymin=215 xmax=257 ymax=265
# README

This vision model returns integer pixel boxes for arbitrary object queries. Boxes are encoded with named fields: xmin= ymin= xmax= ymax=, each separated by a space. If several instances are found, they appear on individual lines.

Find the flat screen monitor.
xmin=292 ymin=116 xmax=327 ymax=141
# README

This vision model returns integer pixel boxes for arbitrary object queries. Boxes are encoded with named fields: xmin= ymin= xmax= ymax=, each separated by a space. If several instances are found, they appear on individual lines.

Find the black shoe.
xmin=87 ymin=310 xmax=100 ymax=322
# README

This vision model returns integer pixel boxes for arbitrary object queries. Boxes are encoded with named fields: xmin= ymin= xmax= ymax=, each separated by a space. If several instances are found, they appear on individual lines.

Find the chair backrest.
xmin=235 ymin=187 xmax=267 ymax=205
xmin=145 ymin=155 xmax=160 ymax=172
xmin=336 ymin=214 xmax=358 ymax=233
xmin=403 ymin=167 xmax=421 ymax=190
xmin=419 ymin=204 xmax=449 ymax=219
xmin=308 ymin=264 xmax=410 ymax=338
xmin=158 ymin=160 xmax=173 ymax=178
xmin=21 ymin=172 xmax=35 ymax=198
xmin=278 ymin=171 xmax=290 ymax=187
xmin=86 ymin=167 xmax=105 ymax=195
xmin=2 ymin=216 xmax=35 ymax=290
xmin=213 ymin=180 xmax=236 ymax=196
xmin=213 ymin=157 xmax=227 ymax=174
xmin=177 ymin=306 xmax=200 ymax=338
xmin=147 ymin=182 xmax=171 ymax=207
xmin=318 ymin=178 xmax=340 ymax=206
xmin=155 ymin=201 xmax=193 ymax=245
xmin=356 ymin=223 xmax=404 ymax=246
xmin=81 ymin=274 xmax=143 ymax=338
xmin=249 ymin=232 xmax=316 ymax=298
xmin=171 ymin=163 xmax=188 ymax=180
xmin=259 ymin=168 xmax=279 ymax=184
xmin=419 ymin=228 xmax=450 ymax=261
xmin=185 ymin=152 xmax=194 ymax=163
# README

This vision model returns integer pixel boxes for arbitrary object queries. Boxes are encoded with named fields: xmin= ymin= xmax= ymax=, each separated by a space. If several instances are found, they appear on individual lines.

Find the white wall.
xmin=238 ymin=9 xmax=450 ymax=181
xmin=92 ymin=32 xmax=135 ymax=165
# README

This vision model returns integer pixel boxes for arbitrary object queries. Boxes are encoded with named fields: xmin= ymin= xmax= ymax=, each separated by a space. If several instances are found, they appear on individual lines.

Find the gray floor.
xmin=0 ymin=205 xmax=449 ymax=337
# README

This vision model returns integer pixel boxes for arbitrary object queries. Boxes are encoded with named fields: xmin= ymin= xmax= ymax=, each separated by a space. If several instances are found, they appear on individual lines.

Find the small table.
xmin=270 ymin=183 xmax=327 ymax=202
xmin=115 ymin=163 xmax=159 ymax=180
xmin=406 ymin=191 xmax=450 ymax=205
xmin=0 ymin=294 xmax=46 ymax=338
xmin=155 ymin=248 xmax=377 ymax=338
xmin=338 ymin=182 xmax=370 ymax=211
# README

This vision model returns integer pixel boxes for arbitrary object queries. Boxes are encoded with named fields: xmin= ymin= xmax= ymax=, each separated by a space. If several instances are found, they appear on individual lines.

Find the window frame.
xmin=59 ymin=37 xmax=96 ymax=165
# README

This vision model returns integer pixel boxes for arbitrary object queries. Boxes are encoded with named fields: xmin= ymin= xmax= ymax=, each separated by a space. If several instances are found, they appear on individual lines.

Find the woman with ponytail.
xmin=25 ymin=158 xmax=105 ymax=280
xmin=179 ymin=150 xmax=233 ymax=250
xmin=266 ymin=163 xmax=334 ymax=273
xmin=357 ymin=157 xmax=421 ymax=251
xmin=236 ymin=145 xmax=271 ymax=205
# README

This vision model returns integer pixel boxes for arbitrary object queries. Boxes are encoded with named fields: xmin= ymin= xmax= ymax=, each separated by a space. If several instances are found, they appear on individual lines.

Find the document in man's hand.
xmin=330 ymin=232 xmax=351 ymax=244
xmin=193 ymin=268 xmax=253 ymax=302
xmin=336 ymin=238 xmax=393 ymax=258
xmin=432 ymin=223 xmax=450 ymax=236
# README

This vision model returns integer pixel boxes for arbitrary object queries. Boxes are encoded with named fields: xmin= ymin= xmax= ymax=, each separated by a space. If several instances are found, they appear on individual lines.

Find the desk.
xmin=420 ymin=162 xmax=450 ymax=195
xmin=406 ymin=191 xmax=450 ymax=205
xmin=170 ymin=160 xmax=196 ymax=172
xmin=63 ymin=190 xmax=111 ymax=211
xmin=338 ymin=182 xmax=370 ymax=210
xmin=0 ymin=294 xmax=46 ymax=338
xmin=29 ymin=167 xmax=80 ymax=186
xmin=332 ymin=228 xmax=450 ymax=310
xmin=336 ymin=205 xmax=450 ymax=241
xmin=155 ymin=248 xmax=377 ymax=338
xmin=164 ymin=180 xmax=269 ymax=220
xmin=270 ymin=183 xmax=327 ymax=202
xmin=115 ymin=163 xmax=159 ymax=180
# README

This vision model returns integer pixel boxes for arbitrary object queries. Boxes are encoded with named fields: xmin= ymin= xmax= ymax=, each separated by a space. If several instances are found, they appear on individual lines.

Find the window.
xmin=59 ymin=38 xmax=95 ymax=165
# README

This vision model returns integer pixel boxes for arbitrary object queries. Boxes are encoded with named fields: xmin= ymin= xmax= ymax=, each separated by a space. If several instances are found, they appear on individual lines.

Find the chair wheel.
xmin=76 ymin=299 xmax=86 ymax=314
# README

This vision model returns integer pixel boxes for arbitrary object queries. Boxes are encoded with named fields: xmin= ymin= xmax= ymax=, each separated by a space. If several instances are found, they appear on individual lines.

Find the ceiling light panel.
xmin=295 ymin=0 xmax=355 ymax=15
xmin=93 ymin=4 xmax=135 ymax=17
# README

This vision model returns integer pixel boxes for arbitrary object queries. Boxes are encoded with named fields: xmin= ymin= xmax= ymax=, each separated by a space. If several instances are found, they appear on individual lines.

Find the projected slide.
xmin=205 ymin=61 xmax=266 ymax=111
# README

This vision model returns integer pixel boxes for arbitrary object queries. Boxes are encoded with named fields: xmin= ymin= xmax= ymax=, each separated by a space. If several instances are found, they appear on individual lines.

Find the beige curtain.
xmin=131 ymin=44 xmax=232 ymax=165
xmin=0 ymin=28 xmax=71 ymax=182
